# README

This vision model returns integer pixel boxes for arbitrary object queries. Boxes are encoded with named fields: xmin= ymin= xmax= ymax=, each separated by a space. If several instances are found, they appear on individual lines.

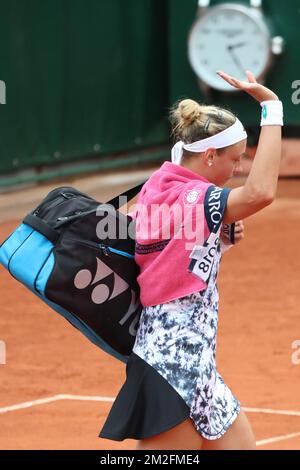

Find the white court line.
xmin=244 ymin=407 xmax=300 ymax=447
xmin=1 ymin=396 xmax=300 ymax=447
xmin=0 ymin=394 xmax=300 ymax=447
xmin=256 ymin=431 xmax=300 ymax=447
xmin=0 ymin=394 xmax=114 ymax=414
xmin=1 ymin=396 xmax=300 ymax=417
xmin=244 ymin=407 xmax=300 ymax=417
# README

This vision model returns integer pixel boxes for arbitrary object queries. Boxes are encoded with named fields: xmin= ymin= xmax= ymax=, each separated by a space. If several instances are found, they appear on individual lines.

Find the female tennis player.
xmin=99 ymin=70 xmax=283 ymax=450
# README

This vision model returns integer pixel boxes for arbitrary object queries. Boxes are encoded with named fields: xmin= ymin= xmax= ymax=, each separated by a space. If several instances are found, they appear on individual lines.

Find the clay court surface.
xmin=0 ymin=169 xmax=300 ymax=450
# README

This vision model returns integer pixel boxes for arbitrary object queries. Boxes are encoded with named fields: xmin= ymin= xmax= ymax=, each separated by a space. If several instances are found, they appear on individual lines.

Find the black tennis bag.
xmin=0 ymin=182 xmax=146 ymax=364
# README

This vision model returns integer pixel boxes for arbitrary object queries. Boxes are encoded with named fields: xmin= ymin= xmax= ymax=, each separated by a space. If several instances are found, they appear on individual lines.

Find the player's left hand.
xmin=233 ymin=220 xmax=245 ymax=244
xmin=220 ymin=220 xmax=245 ymax=245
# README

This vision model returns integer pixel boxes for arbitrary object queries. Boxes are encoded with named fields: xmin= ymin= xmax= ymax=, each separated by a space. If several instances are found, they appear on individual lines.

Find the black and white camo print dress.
xmin=99 ymin=241 xmax=240 ymax=442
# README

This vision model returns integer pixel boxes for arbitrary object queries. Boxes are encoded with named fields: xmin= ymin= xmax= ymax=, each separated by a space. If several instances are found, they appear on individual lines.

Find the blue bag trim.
xmin=34 ymin=249 xmax=56 ymax=294
xmin=7 ymin=226 xmax=54 ymax=289
xmin=0 ymin=223 xmax=33 ymax=269
xmin=106 ymin=247 xmax=134 ymax=259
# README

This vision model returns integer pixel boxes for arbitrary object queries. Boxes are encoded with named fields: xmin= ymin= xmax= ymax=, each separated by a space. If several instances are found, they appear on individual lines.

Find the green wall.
xmin=0 ymin=0 xmax=169 ymax=173
xmin=0 ymin=0 xmax=299 ymax=178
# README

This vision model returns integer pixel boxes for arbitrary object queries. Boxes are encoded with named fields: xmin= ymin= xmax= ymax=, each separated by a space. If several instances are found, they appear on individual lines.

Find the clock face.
xmin=188 ymin=4 xmax=272 ymax=91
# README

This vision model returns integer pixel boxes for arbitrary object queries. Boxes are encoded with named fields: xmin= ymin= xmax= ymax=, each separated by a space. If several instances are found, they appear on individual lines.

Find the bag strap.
xmin=23 ymin=214 xmax=60 ymax=245
xmin=107 ymin=180 xmax=147 ymax=210
xmin=23 ymin=180 xmax=147 ymax=242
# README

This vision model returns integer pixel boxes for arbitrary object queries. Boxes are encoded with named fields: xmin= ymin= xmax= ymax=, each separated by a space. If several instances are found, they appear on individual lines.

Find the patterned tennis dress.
xmin=100 ymin=240 xmax=240 ymax=442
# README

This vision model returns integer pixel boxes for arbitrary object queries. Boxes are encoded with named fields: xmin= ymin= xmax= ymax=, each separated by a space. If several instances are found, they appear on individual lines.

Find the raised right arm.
xmin=217 ymin=71 xmax=283 ymax=224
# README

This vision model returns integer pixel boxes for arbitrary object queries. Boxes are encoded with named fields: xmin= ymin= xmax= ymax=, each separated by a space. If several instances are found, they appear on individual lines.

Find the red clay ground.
xmin=0 ymin=177 xmax=300 ymax=450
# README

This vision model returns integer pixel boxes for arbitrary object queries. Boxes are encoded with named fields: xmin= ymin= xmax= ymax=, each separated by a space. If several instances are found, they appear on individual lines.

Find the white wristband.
xmin=260 ymin=100 xmax=283 ymax=126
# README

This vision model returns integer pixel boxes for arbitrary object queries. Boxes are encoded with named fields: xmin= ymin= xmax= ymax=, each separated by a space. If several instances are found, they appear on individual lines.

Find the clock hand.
xmin=228 ymin=42 xmax=246 ymax=51
xmin=227 ymin=47 xmax=245 ymax=75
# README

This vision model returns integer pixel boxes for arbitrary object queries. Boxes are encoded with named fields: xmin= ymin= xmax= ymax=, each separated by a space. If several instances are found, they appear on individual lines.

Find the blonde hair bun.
xmin=169 ymin=98 xmax=236 ymax=145
xmin=178 ymin=99 xmax=202 ymax=125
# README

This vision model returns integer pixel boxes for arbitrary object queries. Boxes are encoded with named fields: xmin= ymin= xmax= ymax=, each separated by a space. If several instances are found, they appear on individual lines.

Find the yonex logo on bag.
xmin=74 ymin=257 xmax=129 ymax=304
xmin=73 ymin=258 xmax=141 ymax=336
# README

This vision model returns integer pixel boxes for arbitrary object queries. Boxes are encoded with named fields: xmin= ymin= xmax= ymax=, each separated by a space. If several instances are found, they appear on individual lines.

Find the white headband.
xmin=171 ymin=118 xmax=247 ymax=166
